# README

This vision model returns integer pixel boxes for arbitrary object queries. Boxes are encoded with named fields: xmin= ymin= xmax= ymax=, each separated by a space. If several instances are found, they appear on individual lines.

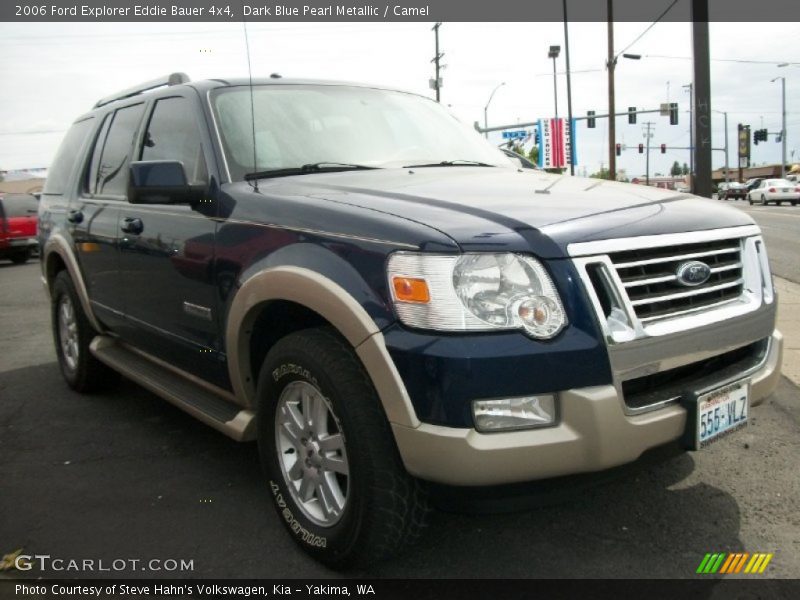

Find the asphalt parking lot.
xmin=1 ymin=258 xmax=799 ymax=581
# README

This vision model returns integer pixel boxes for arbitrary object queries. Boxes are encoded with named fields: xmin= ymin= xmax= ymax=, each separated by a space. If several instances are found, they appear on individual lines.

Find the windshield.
xmin=211 ymin=85 xmax=510 ymax=181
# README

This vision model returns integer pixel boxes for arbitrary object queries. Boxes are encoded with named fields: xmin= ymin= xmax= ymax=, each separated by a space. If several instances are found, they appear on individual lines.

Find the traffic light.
xmin=660 ymin=143 xmax=666 ymax=154
xmin=754 ymin=128 xmax=768 ymax=144
xmin=587 ymin=110 xmax=596 ymax=128
xmin=638 ymin=143 xmax=644 ymax=154
xmin=669 ymin=102 xmax=679 ymax=125
xmin=628 ymin=107 xmax=637 ymax=124
xmin=615 ymin=143 xmax=621 ymax=156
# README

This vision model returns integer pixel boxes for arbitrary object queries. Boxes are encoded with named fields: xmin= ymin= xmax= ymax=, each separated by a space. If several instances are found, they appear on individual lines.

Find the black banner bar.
xmin=3 ymin=0 xmax=800 ymax=22
xmin=2 ymin=579 xmax=800 ymax=600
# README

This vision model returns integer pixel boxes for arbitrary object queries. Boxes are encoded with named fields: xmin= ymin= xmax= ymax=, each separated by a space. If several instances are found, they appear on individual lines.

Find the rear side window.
xmin=0 ymin=195 xmax=38 ymax=217
xmin=141 ymin=97 xmax=208 ymax=185
xmin=88 ymin=103 xmax=145 ymax=197
xmin=42 ymin=117 xmax=94 ymax=195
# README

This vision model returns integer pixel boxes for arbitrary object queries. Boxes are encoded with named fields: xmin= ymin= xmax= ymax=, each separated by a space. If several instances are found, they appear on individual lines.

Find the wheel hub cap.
xmin=275 ymin=381 xmax=349 ymax=527
xmin=58 ymin=296 xmax=79 ymax=372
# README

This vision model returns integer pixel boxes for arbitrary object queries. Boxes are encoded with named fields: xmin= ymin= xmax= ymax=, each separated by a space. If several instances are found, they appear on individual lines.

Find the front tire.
xmin=51 ymin=271 xmax=119 ymax=392
xmin=761 ymin=195 xmax=767 ymax=206
xmin=256 ymin=327 xmax=428 ymax=569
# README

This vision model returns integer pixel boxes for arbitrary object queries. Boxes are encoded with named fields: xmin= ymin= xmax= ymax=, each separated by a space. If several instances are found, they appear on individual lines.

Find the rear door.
xmin=115 ymin=92 xmax=225 ymax=385
xmin=72 ymin=102 xmax=146 ymax=328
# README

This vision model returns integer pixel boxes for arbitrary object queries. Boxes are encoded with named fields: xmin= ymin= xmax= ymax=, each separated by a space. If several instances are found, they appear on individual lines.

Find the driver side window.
xmin=140 ymin=97 xmax=208 ymax=185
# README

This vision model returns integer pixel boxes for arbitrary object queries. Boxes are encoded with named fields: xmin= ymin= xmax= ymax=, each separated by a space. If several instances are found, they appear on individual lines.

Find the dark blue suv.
xmin=39 ymin=73 xmax=782 ymax=568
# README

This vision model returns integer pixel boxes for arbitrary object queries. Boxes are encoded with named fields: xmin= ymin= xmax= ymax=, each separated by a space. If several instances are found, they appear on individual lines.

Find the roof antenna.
xmin=241 ymin=9 xmax=259 ymax=192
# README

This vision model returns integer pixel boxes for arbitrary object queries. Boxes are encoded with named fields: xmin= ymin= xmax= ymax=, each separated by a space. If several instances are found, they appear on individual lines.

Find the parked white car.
xmin=747 ymin=178 xmax=800 ymax=206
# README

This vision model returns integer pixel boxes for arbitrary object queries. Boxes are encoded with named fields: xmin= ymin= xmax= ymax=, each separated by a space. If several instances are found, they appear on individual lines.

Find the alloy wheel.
xmin=275 ymin=380 xmax=349 ymax=527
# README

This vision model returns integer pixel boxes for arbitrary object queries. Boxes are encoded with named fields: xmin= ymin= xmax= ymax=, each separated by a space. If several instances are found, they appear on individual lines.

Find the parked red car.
xmin=0 ymin=193 xmax=39 ymax=264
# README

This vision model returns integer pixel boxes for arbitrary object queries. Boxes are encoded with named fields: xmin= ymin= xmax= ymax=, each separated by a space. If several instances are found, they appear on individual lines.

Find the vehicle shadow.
xmin=0 ymin=362 xmax=747 ymax=581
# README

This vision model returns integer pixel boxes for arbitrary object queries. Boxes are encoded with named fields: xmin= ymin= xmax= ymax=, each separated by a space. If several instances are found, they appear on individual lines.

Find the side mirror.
xmin=128 ymin=161 xmax=206 ymax=205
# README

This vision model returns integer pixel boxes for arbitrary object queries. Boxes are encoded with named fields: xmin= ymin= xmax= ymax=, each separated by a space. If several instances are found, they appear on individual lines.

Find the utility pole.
xmin=563 ymin=0 xmax=575 ymax=176
xmin=432 ymin=22 xmax=443 ymax=103
xmin=772 ymin=76 xmax=787 ymax=178
xmin=723 ymin=111 xmax=729 ymax=183
xmin=607 ymin=0 xmax=616 ymax=181
xmin=643 ymin=121 xmax=655 ymax=186
xmin=691 ymin=0 xmax=713 ymax=197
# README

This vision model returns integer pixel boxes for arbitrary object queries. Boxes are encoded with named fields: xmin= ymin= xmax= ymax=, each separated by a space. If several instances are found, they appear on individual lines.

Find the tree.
xmin=682 ymin=162 xmax=690 ymax=175
xmin=590 ymin=167 xmax=611 ymax=179
xmin=527 ymin=145 xmax=539 ymax=165
xmin=670 ymin=161 xmax=682 ymax=176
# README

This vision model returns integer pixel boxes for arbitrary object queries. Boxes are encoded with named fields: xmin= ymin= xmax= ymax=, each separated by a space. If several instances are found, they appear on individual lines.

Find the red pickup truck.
xmin=0 ymin=193 xmax=39 ymax=264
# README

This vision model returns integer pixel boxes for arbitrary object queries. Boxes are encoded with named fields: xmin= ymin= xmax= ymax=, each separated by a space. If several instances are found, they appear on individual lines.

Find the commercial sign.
xmin=537 ymin=118 xmax=577 ymax=169
xmin=738 ymin=124 xmax=750 ymax=168
xmin=502 ymin=130 xmax=528 ymax=140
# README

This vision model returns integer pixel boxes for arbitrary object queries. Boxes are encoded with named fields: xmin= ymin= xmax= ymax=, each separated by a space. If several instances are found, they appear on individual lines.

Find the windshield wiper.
xmin=244 ymin=162 xmax=377 ymax=181
xmin=402 ymin=159 xmax=496 ymax=168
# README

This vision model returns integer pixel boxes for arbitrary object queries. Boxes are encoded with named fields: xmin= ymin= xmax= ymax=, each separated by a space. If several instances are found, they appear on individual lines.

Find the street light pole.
xmin=563 ymin=0 xmax=575 ymax=175
xmin=548 ymin=45 xmax=561 ymax=120
xmin=607 ymin=0 xmax=616 ymax=181
xmin=771 ymin=76 xmax=787 ymax=178
xmin=713 ymin=109 xmax=729 ymax=182
xmin=683 ymin=82 xmax=693 ymax=182
xmin=484 ymin=82 xmax=506 ymax=140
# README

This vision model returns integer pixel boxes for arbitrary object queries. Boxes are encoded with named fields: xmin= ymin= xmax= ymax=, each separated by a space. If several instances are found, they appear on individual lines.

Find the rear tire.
xmin=256 ymin=327 xmax=429 ymax=569
xmin=51 ymin=270 xmax=119 ymax=392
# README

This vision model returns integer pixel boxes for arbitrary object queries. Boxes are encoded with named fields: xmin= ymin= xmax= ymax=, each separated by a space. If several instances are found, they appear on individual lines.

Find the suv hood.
xmin=266 ymin=167 xmax=756 ymax=257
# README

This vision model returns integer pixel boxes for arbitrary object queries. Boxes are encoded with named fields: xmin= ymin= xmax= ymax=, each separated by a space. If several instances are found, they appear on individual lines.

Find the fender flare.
xmin=43 ymin=234 xmax=104 ymax=333
xmin=225 ymin=266 xmax=420 ymax=428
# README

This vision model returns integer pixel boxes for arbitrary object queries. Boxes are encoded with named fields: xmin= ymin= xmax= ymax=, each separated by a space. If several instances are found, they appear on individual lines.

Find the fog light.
xmin=472 ymin=395 xmax=557 ymax=432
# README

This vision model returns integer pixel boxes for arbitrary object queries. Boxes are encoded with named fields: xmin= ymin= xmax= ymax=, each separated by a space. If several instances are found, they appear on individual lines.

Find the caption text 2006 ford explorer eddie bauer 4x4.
xmin=38 ymin=73 xmax=783 ymax=568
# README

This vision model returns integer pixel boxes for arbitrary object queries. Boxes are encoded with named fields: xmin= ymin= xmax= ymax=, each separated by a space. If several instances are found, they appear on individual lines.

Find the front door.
xmin=115 ymin=93 xmax=226 ymax=386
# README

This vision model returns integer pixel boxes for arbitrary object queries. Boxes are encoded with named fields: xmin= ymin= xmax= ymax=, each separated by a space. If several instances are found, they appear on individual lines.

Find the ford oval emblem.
xmin=676 ymin=260 xmax=712 ymax=287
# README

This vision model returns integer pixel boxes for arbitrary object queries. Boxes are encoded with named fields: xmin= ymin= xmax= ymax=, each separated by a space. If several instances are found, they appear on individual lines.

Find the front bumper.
xmin=392 ymin=328 xmax=782 ymax=486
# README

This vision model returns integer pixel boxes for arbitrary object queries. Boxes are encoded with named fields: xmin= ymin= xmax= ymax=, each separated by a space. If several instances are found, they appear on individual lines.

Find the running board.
xmin=89 ymin=336 xmax=256 ymax=442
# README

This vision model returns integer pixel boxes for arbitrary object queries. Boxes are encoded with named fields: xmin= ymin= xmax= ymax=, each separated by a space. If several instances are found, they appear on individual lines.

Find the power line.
xmin=615 ymin=0 xmax=681 ymax=60
xmin=645 ymin=54 xmax=800 ymax=66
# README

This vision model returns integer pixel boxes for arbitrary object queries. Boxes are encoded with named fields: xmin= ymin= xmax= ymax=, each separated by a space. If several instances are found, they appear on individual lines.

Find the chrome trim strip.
xmin=613 ymin=246 xmax=739 ymax=269
xmin=567 ymin=225 xmax=761 ymax=257
xmin=629 ymin=279 xmax=743 ymax=307
xmin=638 ymin=297 xmax=741 ymax=323
xmin=622 ymin=262 xmax=741 ymax=288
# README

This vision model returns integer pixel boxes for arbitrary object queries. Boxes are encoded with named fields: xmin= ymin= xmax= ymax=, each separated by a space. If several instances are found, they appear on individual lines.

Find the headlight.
xmin=387 ymin=252 xmax=566 ymax=339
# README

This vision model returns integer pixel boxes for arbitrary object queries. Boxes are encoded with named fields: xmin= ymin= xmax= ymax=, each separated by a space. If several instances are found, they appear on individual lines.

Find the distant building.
xmin=711 ymin=164 xmax=786 ymax=183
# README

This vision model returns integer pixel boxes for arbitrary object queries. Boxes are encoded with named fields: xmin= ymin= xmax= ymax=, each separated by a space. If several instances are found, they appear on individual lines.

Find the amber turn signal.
xmin=392 ymin=277 xmax=430 ymax=303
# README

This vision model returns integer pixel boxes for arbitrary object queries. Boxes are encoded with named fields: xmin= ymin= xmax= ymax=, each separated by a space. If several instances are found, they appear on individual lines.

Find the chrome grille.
xmin=608 ymin=238 xmax=744 ymax=323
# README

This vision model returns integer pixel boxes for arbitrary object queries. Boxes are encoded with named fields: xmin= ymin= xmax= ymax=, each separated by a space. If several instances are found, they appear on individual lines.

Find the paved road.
xmin=1 ymin=256 xmax=799 ymax=580
xmin=727 ymin=201 xmax=800 ymax=284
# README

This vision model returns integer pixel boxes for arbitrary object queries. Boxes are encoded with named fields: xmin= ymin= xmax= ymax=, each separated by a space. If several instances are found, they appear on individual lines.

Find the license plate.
xmin=696 ymin=381 xmax=748 ymax=448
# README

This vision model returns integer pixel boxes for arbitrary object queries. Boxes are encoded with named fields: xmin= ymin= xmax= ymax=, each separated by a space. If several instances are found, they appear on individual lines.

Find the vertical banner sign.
xmin=738 ymin=125 xmax=750 ymax=168
xmin=538 ymin=118 xmax=577 ymax=169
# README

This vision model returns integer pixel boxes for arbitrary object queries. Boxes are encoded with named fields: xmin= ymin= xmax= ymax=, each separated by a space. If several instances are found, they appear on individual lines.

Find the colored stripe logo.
xmin=696 ymin=552 xmax=773 ymax=574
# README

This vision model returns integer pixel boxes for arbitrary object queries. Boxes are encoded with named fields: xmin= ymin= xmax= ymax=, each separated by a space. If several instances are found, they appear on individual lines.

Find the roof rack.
xmin=94 ymin=72 xmax=190 ymax=108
